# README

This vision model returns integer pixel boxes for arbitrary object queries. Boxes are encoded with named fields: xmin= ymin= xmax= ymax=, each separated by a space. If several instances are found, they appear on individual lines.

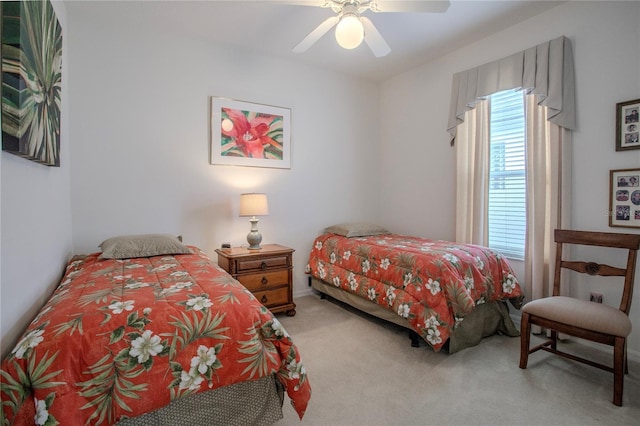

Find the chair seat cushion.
xmin=522 ymin=296 xmax=631 ymax=337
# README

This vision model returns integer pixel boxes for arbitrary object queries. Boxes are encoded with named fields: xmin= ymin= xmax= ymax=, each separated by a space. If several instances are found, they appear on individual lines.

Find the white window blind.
xmin=488 ymin=90 xmax=526 ymax=260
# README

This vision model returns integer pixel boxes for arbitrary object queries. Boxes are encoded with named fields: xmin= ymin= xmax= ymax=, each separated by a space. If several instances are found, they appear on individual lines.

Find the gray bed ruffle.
xmin=310 ymin=277 xmax=519 ymax=353
xmin=117 ymin=375 xmax=284 ymax=426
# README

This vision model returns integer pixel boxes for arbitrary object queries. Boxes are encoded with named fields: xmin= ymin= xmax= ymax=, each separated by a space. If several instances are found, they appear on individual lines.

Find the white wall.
xmin=66 ymin=2 xmax=381 ymax=301
xmin=0 ymin=1 xmax=73 ymax=359
xmin=4 ymin=0 xmax=640 ymax=361
xmin=379 ymin=1 xmax=640 ymax=354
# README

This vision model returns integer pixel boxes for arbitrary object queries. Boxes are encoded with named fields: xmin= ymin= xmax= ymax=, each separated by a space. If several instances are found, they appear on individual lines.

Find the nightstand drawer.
xmin=253 ymin=287 xmax=289 ymax=308
xmin=237 ymin=270 xmax=289 ymax=291
xmin=236 ymin=255 xmax=289 ymax=272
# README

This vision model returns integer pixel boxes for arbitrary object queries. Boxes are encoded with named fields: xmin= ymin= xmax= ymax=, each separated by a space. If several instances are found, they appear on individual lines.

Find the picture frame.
xmin=615 ymin=98 xmax=640 ymax=151
xmin=1 ymin=0 xmax=62 ymax=166
xmin=210 ymin=97 xmax=291 ymax=169
xmin=609 ymin=168 xmax=640 ymax=228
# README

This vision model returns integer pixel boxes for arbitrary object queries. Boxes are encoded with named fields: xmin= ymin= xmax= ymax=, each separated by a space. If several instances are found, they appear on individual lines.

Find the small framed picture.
xmin=609 ymin=168 xmax=640 ymax=228
xmin=615 ymin=99 xmax=640 ymax=151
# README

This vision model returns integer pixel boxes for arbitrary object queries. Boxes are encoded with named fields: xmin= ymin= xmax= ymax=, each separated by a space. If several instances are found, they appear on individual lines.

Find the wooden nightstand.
xmin=215 ymin=244 xmax=296 ymax=316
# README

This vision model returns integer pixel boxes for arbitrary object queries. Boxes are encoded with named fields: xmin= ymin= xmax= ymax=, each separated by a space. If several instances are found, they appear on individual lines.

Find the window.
xmin=488 ymin=90 xmax=526 ymax=260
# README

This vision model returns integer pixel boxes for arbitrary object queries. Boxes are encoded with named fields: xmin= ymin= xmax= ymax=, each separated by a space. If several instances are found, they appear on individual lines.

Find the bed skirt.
xmin=117 ymin=375 xmax=285 ymax=426
xmin=310 ymin=277 xmax=519 ymax=353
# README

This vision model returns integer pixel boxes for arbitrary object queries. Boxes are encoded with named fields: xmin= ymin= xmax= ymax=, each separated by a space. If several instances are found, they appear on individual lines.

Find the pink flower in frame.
xmin=220 ymin=108 xmax=284 ymax=159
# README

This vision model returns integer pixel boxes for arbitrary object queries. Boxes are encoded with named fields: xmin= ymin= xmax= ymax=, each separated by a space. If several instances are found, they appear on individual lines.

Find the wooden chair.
xmin=519 ymin=229 xmax=640 ymax=406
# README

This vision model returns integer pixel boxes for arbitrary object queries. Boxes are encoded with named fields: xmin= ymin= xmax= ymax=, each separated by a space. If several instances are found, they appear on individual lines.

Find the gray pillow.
xmin=99 ymin=234 xmax=192 ymax=259
xmin=325 ymin=222 xmax=390 ymax=238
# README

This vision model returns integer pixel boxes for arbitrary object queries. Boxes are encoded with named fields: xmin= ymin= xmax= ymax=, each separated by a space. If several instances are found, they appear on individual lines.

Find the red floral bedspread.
xmin=1 ymin=248 xmax=310 ymax=425
xmin=306 ymin=234 xmax=523 ymax=351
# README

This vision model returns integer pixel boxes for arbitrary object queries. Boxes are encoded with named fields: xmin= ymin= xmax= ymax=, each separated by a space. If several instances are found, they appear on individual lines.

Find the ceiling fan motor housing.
xmin=329 ymin=0 xmax=376 ymax=14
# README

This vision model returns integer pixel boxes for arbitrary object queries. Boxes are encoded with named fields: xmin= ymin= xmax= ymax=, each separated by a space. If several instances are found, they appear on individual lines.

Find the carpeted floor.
xmin=274 ymin=294 xmax=640 ymax=426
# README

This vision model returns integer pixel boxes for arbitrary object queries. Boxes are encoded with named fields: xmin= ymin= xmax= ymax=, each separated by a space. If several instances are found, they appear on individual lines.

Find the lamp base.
xmin=247 ymin=232 xmax=262 ymax=250
xmin=247 ymin=217 xmax=262 ymax=250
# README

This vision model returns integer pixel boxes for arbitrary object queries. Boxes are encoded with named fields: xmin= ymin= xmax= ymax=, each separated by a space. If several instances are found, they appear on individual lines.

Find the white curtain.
xmin=455 ymin=100 xmax=489 ymax=246
xmin=524 ymin=96 xmax=572 ymax=302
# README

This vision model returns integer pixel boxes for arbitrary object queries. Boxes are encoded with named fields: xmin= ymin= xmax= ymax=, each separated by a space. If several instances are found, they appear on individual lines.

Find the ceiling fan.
xmin=281 ymin=1 xmax=450 ymax=57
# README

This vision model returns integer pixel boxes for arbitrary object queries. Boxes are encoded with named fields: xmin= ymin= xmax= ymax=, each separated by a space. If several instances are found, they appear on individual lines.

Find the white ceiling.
xmin=83 ymin=0 xmax=564 ymax=81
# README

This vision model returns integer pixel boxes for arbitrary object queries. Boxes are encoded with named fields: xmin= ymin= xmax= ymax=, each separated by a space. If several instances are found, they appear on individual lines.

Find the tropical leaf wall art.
xmin=1 ymin=0 xmax=62 ymax=167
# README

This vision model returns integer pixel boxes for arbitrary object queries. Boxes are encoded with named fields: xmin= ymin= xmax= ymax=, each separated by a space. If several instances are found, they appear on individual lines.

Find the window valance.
xmin=447 ymin=36 xmax=576 ymax=145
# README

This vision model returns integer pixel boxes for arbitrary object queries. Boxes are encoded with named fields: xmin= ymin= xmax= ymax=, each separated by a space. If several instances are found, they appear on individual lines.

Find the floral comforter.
xmin=1 ymin=248 xmax=310 ymax=425
xmin=307 ymin=234 xmax=523 ymax=351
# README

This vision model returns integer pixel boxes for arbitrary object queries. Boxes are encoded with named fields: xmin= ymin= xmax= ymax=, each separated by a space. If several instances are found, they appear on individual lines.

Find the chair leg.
xmin=624 ymin=340 xmax=629 ymax=375
xmin=519 ymin=312 xmax=531 ymax=369
xmin=613 ymin=337 xmax=625 ymax=406
xmin=550 ymin=330 xmax=558 ymax=351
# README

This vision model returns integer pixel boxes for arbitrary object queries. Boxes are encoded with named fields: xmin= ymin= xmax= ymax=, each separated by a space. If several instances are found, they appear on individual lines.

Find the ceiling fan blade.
xmin=271 ymin=1 xmax=329 ymax=6
xmin=374 ymin=1 xmax=450 ymax=13
xmin=361 ymin=17 xmax=390 ymax=57
xmin=293 ymin=16 xmax=339 ymax=53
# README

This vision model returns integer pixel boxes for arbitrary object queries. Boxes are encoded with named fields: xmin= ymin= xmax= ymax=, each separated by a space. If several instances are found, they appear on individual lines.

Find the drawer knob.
xmin=260 ymin=261 xmax=267 ymax=270
xmin=261 ymin=295 xmax=268 ymax=304
xmin=261 ymin=276 xmax=268 ymax=285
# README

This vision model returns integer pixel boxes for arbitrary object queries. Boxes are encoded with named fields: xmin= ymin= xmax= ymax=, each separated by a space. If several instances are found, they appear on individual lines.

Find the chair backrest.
xmin=553 ymin=229 xmax=640 ymax=314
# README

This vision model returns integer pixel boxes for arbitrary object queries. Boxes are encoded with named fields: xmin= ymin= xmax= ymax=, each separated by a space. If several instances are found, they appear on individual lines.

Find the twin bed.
xmin=306 ymin=223 xmax=524 ymax=353
xmin=0 ymin=235 xmax=310 ymax=425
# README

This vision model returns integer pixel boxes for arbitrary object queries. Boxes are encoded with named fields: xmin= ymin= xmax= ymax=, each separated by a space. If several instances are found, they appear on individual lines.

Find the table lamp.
xmin=239 ymin=193 xmax=269 ymax=250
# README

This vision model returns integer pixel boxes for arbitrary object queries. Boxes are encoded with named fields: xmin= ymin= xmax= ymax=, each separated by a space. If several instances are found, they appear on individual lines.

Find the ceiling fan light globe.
xmin=335 ymin=15 xmax=364 ymax=49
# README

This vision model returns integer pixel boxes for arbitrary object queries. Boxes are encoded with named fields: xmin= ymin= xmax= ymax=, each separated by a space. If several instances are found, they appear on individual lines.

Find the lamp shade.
xmin=239 ymin=193 xmax=269 ymax=217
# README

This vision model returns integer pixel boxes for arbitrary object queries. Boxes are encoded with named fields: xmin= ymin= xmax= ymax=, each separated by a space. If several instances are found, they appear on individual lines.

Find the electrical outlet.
xmin=590 ymin=292 xmax=603 ymax=303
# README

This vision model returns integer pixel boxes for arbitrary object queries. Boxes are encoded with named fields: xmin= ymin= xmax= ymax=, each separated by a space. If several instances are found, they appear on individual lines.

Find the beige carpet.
xmin=274 ymin=294 xmax=640 ymax=426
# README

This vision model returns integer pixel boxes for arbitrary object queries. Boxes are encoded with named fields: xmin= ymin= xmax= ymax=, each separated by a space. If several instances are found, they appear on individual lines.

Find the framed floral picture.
xmin=615 ymin=99 xmax=640 ymax=151
xmin=1 ymin=0 xmax=62 ymax=166
xmin=609 ymin=168 xmax=640 ymax=228
xmin=210 ymin=97 xmax=291 ymax=169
